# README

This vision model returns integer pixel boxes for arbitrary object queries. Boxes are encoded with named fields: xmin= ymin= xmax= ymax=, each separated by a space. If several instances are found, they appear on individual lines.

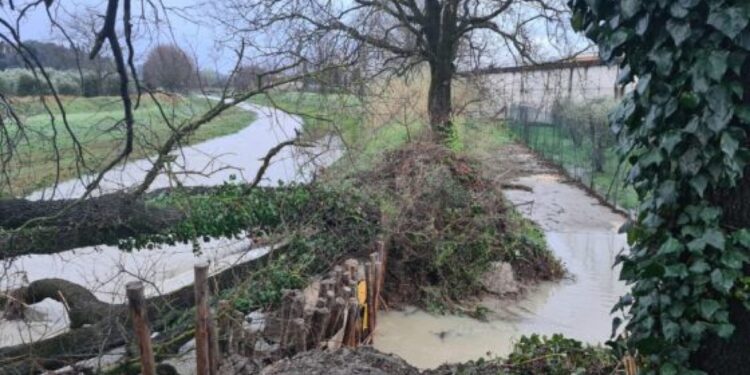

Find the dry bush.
xmin=349 ymin=142 xmax=563 ymax=311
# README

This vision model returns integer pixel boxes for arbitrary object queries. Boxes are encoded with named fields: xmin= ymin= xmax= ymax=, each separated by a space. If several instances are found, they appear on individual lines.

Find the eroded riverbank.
xmin=374 ymin=171 xmax=629 ymax=368
xmin=1 ymin=101 xmax=342 ymax=347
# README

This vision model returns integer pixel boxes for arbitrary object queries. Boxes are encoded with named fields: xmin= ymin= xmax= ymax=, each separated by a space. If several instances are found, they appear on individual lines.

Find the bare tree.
xmin=142 ymin=44 xmax=196 ymax=92
xmin=225 ymin=0 xmax=571 ymax=142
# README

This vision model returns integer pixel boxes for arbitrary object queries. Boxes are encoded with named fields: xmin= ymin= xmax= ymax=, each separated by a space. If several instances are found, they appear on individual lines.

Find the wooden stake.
xmin=373 ymin=260 xmax=383 ymax=327
xmin=194 ymin=262 xmax=214 ymax=375
xmin=365 ymin=261 xmax=375 ymax=334
xmin=342 ymin=298 xmax=359 ymax=347
xmin=126 ymin=281 xmax=156 ymax=375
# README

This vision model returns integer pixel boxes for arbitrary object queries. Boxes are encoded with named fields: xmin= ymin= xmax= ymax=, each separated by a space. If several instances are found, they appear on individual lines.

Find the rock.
xmin=479 ymin=262 xmax=519 ymax=296
xmin=245 ymin=310 xmax=266 ymax=333
xmin=178 ymin=338 xmax=196 ymax=354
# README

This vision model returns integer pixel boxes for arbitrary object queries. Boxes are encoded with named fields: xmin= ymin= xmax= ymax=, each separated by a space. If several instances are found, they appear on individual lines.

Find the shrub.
xmin=16 ymin=73 xmax=41 ymax=96
xmin=0 ymin=76 xmax=9 ymax=94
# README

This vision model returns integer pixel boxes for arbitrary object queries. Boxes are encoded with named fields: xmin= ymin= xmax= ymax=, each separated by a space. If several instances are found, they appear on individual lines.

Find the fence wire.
xmin=506 ymin=100 xmax=637 ymax=211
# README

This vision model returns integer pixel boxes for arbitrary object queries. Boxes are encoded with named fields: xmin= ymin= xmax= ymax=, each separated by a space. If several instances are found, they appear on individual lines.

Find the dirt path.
xmin=373 ymin=142 xmax=629 ymax=369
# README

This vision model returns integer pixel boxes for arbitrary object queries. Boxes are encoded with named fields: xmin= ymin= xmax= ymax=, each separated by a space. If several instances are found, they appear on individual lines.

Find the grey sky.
xmin=9 ymin=0 xmax=235 ymax=71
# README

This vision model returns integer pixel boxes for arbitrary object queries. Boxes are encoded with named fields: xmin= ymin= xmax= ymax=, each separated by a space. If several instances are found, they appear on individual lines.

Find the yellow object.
xmin=357 ymin=280 xmax=368 ymax=330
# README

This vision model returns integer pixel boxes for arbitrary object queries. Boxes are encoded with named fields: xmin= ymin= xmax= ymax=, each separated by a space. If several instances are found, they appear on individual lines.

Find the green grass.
xmin=250 ymin=91 xmax=362 ymax=141
xmin=4 ymin=95 xmax=254 ymax=195
xmin=251 ymin=91 xmax=422 ymax=172
xmin=508 ymin=123 xmax=638 ymax=209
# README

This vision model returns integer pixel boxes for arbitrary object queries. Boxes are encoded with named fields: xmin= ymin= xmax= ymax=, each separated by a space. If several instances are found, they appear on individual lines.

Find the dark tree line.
xmin=0 ymin=40 xmax=113 ymax=71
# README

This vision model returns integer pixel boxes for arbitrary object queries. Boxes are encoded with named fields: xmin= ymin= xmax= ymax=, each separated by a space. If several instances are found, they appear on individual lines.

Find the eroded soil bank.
xmin=373 ymin=148 xmax=629 ymax=368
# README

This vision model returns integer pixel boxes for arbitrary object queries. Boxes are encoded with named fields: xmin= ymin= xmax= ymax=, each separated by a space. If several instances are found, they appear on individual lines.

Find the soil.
xmin=248 ymin=347 xmax=506 ymax=375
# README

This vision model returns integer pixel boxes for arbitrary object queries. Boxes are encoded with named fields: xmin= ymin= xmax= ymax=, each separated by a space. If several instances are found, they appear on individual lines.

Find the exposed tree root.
xmin=0 ymin=245 xmax=274 ymax=374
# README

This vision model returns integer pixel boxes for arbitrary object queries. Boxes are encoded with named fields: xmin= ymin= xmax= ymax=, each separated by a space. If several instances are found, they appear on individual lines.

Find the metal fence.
xmin=506 ymin=100 xmax=637 ymax=211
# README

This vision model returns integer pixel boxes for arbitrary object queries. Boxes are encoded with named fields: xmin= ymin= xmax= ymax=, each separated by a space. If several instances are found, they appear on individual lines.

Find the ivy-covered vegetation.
xmin=570 ymin=0 xmax=750 ymax=373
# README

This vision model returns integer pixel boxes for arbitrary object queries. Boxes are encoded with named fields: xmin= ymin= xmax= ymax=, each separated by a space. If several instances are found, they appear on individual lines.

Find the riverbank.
xmin=3 ymin=95 xmax=254 ymax=196
xmin=371 ymin=128 xmax=629 ymax=368
xmin=1 ymin=100 xmax=339 ymax=347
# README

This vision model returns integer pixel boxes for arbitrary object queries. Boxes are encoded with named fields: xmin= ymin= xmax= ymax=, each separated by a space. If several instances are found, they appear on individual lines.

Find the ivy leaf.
xmin=707 ymin=6 xmax=750 ymax=39
xmin=707 ymin=51 xmax=730 ymax=81
xmin=649 ymin=48 xmax=674 ymax=76
xmin=636 ymin=336 xmax=666 ymax=355
xmin=670 ymin=3 xmax=688 ymax=19
xmin=621 ymin=0 xmax=639 ymax=19
xmin=662 ymin=319 xmax=681 ymax=341
xmin=660 ymin=363 xmax=678 ymax=375
xmin=720 ymin=132 xmax=740 ymax=157
xmin=689 ymin=175 xmax=708 ymax=197
xmin=678 ymin=0 xmax=699 ymax=9
xmin=711 ymin=269 xmax=735 ymax=293
xmin=665 ymin=264 xmax=688 ymax=278
xmin=689 ymin=259 xmax=710 ymax=273
xmin=667 ymin=20 xmax=691 ymax=45
xmin=736 ymin=105 xmax=750 ymax=123
xmin=601 ymin=30 xmax=629 ymax=61
xmin=658 ymin=237 xmax=684 ymax=255
xmin=703 ymin=229 xmax=726 ymax=250
xmin=699 ymin=299 xmax=721 ymax=319
xmin=717 ymin=323 xmax=735 ymax=338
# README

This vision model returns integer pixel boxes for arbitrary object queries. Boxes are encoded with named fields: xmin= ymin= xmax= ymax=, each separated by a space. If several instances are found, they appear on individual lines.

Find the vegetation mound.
xmin=351 ymin=142 xmax=563 ymax=311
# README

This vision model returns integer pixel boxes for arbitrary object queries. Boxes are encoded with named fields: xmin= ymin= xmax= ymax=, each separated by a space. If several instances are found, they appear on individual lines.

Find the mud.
xmin=374 ymin=168 xmax=629 ymax=368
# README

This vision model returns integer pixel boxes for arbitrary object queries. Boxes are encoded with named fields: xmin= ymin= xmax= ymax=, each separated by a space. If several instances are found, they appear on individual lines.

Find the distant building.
xmin=471 ymin=55 xmax=630 ymax=123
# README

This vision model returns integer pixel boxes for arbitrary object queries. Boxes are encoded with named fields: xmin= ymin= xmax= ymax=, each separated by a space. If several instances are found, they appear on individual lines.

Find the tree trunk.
xmin=427 ymin=61 xmax=454 ymax=143
xmin=690 ymin=170 xmax=750 ymax=374
xmin=0 ymin=193 xmax=184 ymax=259
xmin=0 ymin=245 xmax=272 ymax=374
xmin=689 ymin=58 xmax=750 ymax=375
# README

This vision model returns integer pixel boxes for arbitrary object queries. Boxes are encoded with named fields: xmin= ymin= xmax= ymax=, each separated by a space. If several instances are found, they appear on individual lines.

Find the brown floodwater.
xmin=373 ymin=174 xmax=630 ymax=369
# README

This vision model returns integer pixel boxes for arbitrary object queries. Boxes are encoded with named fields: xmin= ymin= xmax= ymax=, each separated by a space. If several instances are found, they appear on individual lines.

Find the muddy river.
xmin=374 ymin=174 xmax=630 ymax=368
xmin=1 ymin=100 xmax=341 ymax=347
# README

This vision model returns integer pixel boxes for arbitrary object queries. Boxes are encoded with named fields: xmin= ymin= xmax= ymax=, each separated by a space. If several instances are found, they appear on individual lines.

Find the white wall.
xmin=476 ymin=64 xmax=628 ymax=123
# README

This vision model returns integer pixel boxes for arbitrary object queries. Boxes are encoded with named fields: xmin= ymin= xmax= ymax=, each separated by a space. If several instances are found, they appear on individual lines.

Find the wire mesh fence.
xmin=506 ymin=99 xmax=637 ymax=211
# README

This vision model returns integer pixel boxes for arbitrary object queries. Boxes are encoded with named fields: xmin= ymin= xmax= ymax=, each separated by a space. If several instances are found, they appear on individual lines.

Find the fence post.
xmin=126 ymin=281 xmax=156 ymax=375
xmin=194 ymin=261 xmax=215 ymax=375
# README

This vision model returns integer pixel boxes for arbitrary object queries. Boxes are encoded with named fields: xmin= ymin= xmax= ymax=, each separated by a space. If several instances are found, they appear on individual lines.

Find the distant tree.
xmin=232 ymin=65 xmax=266 ymax=91
xmin=16 ymin=74 xmax=41 ymax=96
xmin=231 ymin=0 xmax=571 ymax=143
xmin=0 ymin=76 xmax=9 ymax=94
xmin=142 ymin=45 xmax=196 ymax=92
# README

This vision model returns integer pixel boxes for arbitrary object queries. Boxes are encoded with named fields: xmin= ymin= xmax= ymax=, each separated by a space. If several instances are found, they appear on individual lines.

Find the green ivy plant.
xmin=569 ymin=0 xmax=750 ymax=373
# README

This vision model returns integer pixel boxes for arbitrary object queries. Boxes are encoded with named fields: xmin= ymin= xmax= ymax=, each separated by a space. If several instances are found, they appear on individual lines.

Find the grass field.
xmin=4 ymin=95 xmax=254 ymax=196
xmin=250 ymin=91 xmax=517 ymax=172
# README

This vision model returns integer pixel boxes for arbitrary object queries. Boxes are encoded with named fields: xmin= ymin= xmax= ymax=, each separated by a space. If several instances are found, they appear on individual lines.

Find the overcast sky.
xmin=7 ymin=0 xmax=236 ymax=71
xmin=6 ymin=0 xmax=588 ymax=73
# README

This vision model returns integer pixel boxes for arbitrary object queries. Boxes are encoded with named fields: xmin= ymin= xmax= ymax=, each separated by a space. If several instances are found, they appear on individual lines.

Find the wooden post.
xmin=326 ymin=297 xmax=346 ymax=338
xmin=365 ymin=261 xmax=375 ymax=335
xmin=126 ymin=281 xmax=156 ymax=375
xmin=311 ymin=307 xmax=331 ymax=347
xmin=292 ymin=318 xmax=307 ymax=353
xmin=194 ymin=262 xmax=214 ymax=375
xmin=373 ymin=260 xmax=383 ymax=326
xmin=342 ymin=298 xmax=360 ymax=347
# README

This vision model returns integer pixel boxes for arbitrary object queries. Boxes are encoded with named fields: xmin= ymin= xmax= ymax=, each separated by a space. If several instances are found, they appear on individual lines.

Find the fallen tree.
xmin=0 ymin=244 xmax=274 ymax=374
xmin=0 ymin=138 xmax=300 ymax=260
xmin=0 ymin=184 xmax=380 ymax=374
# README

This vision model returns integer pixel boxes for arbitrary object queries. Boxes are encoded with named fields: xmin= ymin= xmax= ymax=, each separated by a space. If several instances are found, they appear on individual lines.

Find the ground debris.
xmin=259 ymin=347 xmax=420 ymax=375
